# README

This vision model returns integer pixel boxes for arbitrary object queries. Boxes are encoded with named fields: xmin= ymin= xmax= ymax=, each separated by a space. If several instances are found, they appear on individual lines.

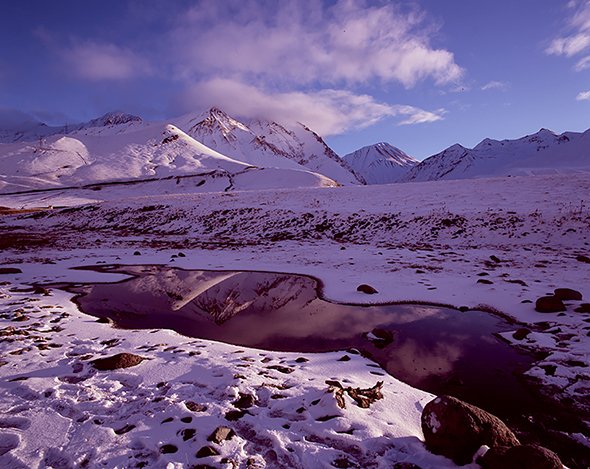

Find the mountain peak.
xmin=85 ymin=111 xmax=143 ymax=128
xmin=343 ymin=141 xmax=417 ymax=184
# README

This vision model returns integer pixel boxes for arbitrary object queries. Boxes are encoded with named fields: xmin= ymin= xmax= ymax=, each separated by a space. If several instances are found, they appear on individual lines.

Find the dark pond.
xmin=58 ymin=265 xmax=587 ymax=467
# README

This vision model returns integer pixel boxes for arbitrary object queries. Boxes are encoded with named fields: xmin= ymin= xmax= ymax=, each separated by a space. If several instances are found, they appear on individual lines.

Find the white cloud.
xmin=177 ymin=78 xmax=445 ymax=136
xmin=169 ymin=0 xmax=463 ymax=88
xmin=576 ymin=90 xmax=590 ymax=100
xmin=481 ymin=80 xmax=509 ymax=91
xmin=61 ymin=42 xmax=152 ymax=81
xmin=575 ymin=55 xmax=590 ymax=70
xmin=546 ymin=1 xmax=590 ymax=62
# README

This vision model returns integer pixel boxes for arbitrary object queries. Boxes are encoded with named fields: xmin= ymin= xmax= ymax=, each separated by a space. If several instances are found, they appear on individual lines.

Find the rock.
xmin=512 ymin=328 xmax=531 ymax=340
xmin=575 ymin=254 xmax=590 ymax=264
xmin=357 ymin=284 xmax=378 ymax=294
xmin=535 ymin=296 xmax=566 ymax=313
xmin=477 ymin=279 xmax=493 ymax=284
xmin=133 ymin=251 xmax=141 ymax=256
xmin=91 ymin=353 xmax=144 ymax=370
xmin=489 ymin=255 xmax=502 ymax=263
xmin=421 ymin=395 xmax=519 ymax=465
xmin=0 ymin=268 xmax=22 ymax=274
xmin=233 ymin=393 xmax=256 ymax=409
xmin=574 ymin=303 xmax=590 ymax=313
xmin=479 ymin=444 xmax=562 ymax=469
xmin=185 ymin=401 xmax=207 ymax=412
xmin=207 ymin=426 xmax=235 ymax=444
xmin=553 ymin=288 xmax=582 ymax=301
xmin=196 ymin=446 xmax=219 ymax=458
xmin=159 ymin=444 xmax=178 ymax=454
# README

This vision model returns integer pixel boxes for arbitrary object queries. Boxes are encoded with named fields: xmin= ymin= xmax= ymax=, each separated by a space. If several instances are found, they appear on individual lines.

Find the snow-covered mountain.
xmin=343 ymin=142 xmax=418 ymax=184
xmin=401 ymin=128 xmax=590 ymax=182
xmin=0 ymin=111 xmax=144 ymax=143
xmin=0 ymin=121 xmax=337 ymax=195
xmin=175 ymin=108 xmax=362 ymax=185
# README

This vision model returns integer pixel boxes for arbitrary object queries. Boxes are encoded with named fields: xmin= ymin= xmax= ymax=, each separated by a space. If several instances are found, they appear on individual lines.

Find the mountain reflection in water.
xmin=65 ymin=265 xmax=537 ymax=424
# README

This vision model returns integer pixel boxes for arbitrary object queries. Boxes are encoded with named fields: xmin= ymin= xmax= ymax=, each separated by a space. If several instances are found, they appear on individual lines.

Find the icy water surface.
xmin=61 ymin=265 xmax=587 ymax=466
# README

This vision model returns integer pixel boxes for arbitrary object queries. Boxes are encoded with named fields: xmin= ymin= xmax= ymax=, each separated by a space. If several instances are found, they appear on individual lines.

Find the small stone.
xmin=553 ymin=288 xmax=582 ymax=301
xmin=178 ymin=428 xmax=196 ymax=441
xmin=207 ymin=426 xmax=235 ymax=444
xmin=225 ymin=410 xmax=247 ymax=421
xmin=0 ymin=268 xmax=22 ymax=274
xmin=91 ymin=353 xmax=144 ymax=371
xmin=295 ymin=357 xmax=309 ymax=363
xmin=196 ymin=446 xmax=219 ymax=458
xmin=96 ymin=316 xmax=112 ymax=324
xmin=338 ymin=355 xmax=351 ymax=362
xmin=159 ymin=444 xmax=178 ymax=454
xmin=575 ymin=254 xmax=590 ymax=264
xmin=357 ymin=284 xmax=378 ymax=294
xmin=535 ymin=296 xmax=566 ymax=313
xmin=233 ymin=393 xmax=256 ymax=409
xmin=477 ymin=279 xmax=493 ymax=284
xmin=574 ymin=303 xmax=590 ymax=313
xmin=185 ymin=401 xmax=207 ymax=412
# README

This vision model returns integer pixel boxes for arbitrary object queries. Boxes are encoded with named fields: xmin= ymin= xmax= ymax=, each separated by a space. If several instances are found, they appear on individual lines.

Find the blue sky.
xmin=0 ymin=0 xmax=588 ymax=160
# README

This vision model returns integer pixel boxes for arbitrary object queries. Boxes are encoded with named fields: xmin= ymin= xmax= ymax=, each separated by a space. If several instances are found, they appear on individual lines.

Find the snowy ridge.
xmin=0 ymin=111 xmax=144 ymax=143
xmin=343 ymin=142 xmax=418 ymax=184
xmin=402 ymin=128 xmax=590 ymax=182
xmin=0 ymin=122 xmax=339 ymax=194
xmin=175 ymin=108 xmax=362 ymax=185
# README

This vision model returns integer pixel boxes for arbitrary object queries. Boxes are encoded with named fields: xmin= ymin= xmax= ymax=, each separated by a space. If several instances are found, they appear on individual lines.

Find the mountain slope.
xmin=0 ymin=111 xmax=144 ymax=143
xmin=175 ymin=108 xmax=362 ymax=185
xmin=401 ymin=128 xmax=590 ymax=182
xmin=343 ymin=142 xmax=418 ymax=184
xmin=0 ymin=124 xmax=252 ymax=193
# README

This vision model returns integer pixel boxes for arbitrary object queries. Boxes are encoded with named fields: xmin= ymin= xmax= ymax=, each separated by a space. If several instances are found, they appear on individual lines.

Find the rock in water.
xmin=535 ymin=296 xmax=566 ymax=313
xmin=421 ymin=395 xmax=519 ymax=465
xmin=91 ymin=353 xmax=144 ymax=370
xmin=479 ymin=444 xmax=563 ymax=469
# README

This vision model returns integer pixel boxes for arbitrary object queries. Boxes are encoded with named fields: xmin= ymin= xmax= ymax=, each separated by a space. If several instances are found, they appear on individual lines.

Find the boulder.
xmin=479 ymin=444 xmax=562 ymax=469
xmin=91 ymin=353 xmax=144 ymax=370
xmin=421 ymin=395 xmax=519 ymax=465
xmin=535 ymin=296 xmax=566 ymax=313
xmin=553 ymin=288 xmax=582 ymax=301
xmin=357 ymin=284 xmax=378 ymax=294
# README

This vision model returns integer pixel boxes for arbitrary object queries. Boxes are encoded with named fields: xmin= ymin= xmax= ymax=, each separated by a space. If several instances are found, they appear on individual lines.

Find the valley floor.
xmin=0 ymin=173 xmax=589 ymax=467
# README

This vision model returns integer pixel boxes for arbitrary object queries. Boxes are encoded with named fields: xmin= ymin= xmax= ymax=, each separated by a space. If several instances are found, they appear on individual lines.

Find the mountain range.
xmin=0 ymin=108 xmax=588 ymax=198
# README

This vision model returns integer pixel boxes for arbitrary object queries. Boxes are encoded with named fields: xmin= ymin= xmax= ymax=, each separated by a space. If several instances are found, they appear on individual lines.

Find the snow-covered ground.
xmin=1 ymin=172 xmax=589 ymax=467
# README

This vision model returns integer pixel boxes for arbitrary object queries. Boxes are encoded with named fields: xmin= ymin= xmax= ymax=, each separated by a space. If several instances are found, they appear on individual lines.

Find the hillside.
xmin=343 ymin=142 xmax=418 ymax=184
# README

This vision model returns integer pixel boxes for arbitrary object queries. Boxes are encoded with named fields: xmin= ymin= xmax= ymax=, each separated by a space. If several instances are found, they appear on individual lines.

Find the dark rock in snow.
xmin=512 ymin=328 xmax=531 ymax=340
xmin=479 ymin=444 xmax=562 ymax=469
xmin=0 ymin=268 xmax=22 ymax=274
xmin=185 ymin=401 xmax=207 ymax=412
xmin=233 ymin=393 xmax=256 ymax=409
xmin=196 ymin=446 xmax=219 ymax=458
xmin=574 ymin=303 xmax=590 ymax=313
xmin=207 ymin=426 xmax=235 ymax=444
xmin=91 ymin=353 xmax=144 ymax=370
xmin=421 ymin=395 xmax=519 ymax=465
xmin=575 ymin=254 xmax=590 ymax=264
xmin=159 ymin=444 xmax=178 ymax=454
xmin=357 ymin=284 xmax=378 ymax=294
xmin=553 ymin=288 xmax=582 ymax=301
xmin=535 ymin=296 xmax=566 ymax=313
